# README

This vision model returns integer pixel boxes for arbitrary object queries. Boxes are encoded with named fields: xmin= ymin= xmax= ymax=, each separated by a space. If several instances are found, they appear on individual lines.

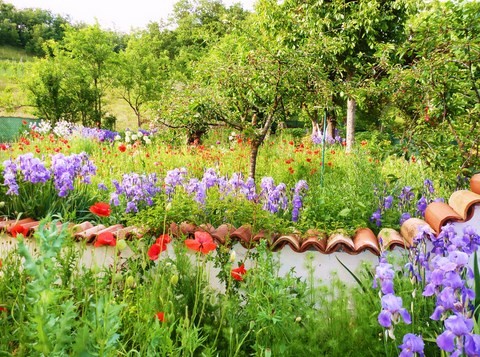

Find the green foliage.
xmin=0 ymin=1 xmax=69 ymax=56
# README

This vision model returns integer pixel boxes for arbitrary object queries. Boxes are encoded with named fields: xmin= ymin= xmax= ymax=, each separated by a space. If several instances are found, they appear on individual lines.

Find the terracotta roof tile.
xmin=270 ymin=234 xmax=301 ymax=251
xmin=0 ymin=217 xmax=35 ymax=231
xmin=2 ymin=176 xmax=480 ymax=257
xmin=470 ymin=173 xmax=480 ymax=194
xmin=424 ymin=201 xmax=462 ymax=234
xmin=74 ymin=224 xmax=106 ymax=243
xmin=400 ymin=218 xmax=433 ymax=246
xmin=448 ymin=190 xmax=480 ymax=221
xmin=211 ymin=223 xmax=236 ymax=245
xmin=378 ymin=228 xmax=407 ymax=250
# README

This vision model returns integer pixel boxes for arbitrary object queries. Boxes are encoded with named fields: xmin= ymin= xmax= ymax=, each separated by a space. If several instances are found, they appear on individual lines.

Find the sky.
xmin=6 ymin=0 xmax=257 ymax=33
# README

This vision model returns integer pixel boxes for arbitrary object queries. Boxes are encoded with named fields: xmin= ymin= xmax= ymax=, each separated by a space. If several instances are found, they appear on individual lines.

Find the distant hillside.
xmin=0 ymin=46 xmax=33 ymax=117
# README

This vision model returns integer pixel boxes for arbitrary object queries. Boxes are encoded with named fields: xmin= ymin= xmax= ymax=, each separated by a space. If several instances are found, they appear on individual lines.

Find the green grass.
xmin=0 ymin=45 xmax=32 ymax=62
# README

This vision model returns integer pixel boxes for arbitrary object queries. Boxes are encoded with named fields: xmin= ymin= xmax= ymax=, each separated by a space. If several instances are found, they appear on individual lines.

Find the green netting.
xmin=0 ymin=117 xmax=40 ymax=142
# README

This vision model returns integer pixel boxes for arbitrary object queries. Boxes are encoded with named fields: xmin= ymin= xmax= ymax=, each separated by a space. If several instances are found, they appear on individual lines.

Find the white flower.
xmin=137 ymin=131 xmax=144 ymax=137
xmin=131 ymin=134 xmax=138 ymax=141
xmin=125 ymin=136 xmax=131 ymax=143
xmin=144 ymin=137 xmax=151 ymax=145
xmin=229 ymin=250 xmax=236 ymax=263
xmin=114 ymin=135 xmax=121 ymax=141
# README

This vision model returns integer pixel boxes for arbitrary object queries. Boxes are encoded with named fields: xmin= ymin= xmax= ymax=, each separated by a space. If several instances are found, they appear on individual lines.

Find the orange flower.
xmin=185 ymin=231 xmax=217 ymax=254
xmin=94 ymin=231 xmax=116 ymax=247
xmin=10 ymin=224 xmax=28 ymax=238
xmin=231 ymin=264 xmax=247 ymax=281
xmin=89 ymin=202 xmax=111 ymax=217
xmin=118 ymin=144 xmax=127 ymax=152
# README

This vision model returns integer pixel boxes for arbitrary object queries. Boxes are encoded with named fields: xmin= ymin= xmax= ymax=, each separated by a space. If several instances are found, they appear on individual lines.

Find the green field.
xmin=0 ymin=46 xmax=137 ymax=130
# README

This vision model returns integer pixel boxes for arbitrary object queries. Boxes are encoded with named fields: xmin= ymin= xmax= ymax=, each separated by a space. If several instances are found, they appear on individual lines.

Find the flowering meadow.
xmin=1 ymin=121 xmax=479 ymax=355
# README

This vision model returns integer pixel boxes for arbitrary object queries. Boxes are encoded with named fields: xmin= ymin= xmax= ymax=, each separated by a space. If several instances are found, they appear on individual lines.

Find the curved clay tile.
xmin=300 ymin=229 xmax=327 ymax=253
xmin=378 ymin=228 xmax=407 ymax=251
xmin=18 ymin=220 xmax=41 ymax=236
xmin=270 ymin=234 xmax=302 ymax=252
xmin=230 ymin=225 xmax=253 ymax=247
xmin=179 ymin=222 xmax=196 ymax=237
xmin=116 ymin=226 xmax=143 ymax=240
xmin=471 ymin=174 xmax=480 ymax=194
xmin=169 ymin=222 xmax=180 ymax=237
xmin=424 ymin=202 xmax=462 ymax=234
xmin=198 ymin=223 xmax=216 ymax=234
xmin=353 ymin=228 xmax=380 ymax=255
xmin=96 ymin=224 xmax=124 ymax=237
xmin=448 ymin=190 xmax=480 ymax=221
xmin=211 ymin=223 xmax=236 ymax=245
xmin=1 ymin=217 xmax=35 ymax=231
xmin=400 ymin=218 xmax=434 ymax=247
xmin=74 ymin=224 xmax=106 ymax=243
xmin=325 ymin=232 xmax=356 ymax=254
xmin=72 ymin=221 xmax=94 ymax=234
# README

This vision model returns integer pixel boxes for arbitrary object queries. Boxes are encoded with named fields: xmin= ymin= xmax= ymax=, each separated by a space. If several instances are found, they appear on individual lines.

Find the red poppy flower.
xmin=94 ymin=231 xmax=116 ymax=247
xmin=10 ymin=224 xmax=28 ymax=238
xmin=231 ymin=264 xmax=247 ymax=281
xmin=185 ymin=231 xmax=217 ymax=254
xmin=89 ymin=202 xmax=111 ymax=217
xmin=155 ymin=312 xmax=165 ymax=322
xmin=118 ymin=143 xmax=127 ymax=152
xmin=148 ymin=234 xmax=171 ymax=260
xmin=156 ymin=234 xmax=171 ymax=245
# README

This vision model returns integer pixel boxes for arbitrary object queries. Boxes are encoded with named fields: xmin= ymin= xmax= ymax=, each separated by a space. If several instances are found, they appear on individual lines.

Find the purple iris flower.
xmin=3 ymin=159 xmax=19 ymax=195
xmin=399 ymin=333 xmax=424 ymax=357
xmin=416 ymin=196 xmax=428 ymax=217
xmin=373 ymin=255 xmax=395 ymax=294
xmin=437 ymin=314 xmax=474 ymax=353
xmin=291 ymin=180 xmax=309 ymax=222
xmin=370 ymin=209 xmax=382 ymax=227
xmin=465 ymin=334 xmax=480 ymax=356
xmin=164 ymin=168 xmax=187 ymax=196
xmin=378 ymin=294 xmax=411 ymax=328
xmin=400 ymin=212 xmax=411 ymax=225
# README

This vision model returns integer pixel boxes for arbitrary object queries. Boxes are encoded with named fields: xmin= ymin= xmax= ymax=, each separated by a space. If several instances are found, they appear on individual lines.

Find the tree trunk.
xmin=310 ymin=109 xmax=320 ymax=137
xmin=346 ymin=97 xmax=356 ymax=152
xmin=326 ymin=114 xmax=336 ymax=140
xmin=248 ymin=96 xmax=280 ymax=180
xmin=249 ymin=139 xmax=260 ymax=180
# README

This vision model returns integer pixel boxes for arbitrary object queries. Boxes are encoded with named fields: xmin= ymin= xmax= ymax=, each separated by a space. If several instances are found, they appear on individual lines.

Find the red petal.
xmin=185 ymin=239 xmax=201 ymax=252
xmin=94 ymin=231 xmax=116 ymax=247
xmin=199 ymin=241 xmax=217 ymax=254
xmin=155 ymin=312 xmax=165 ymax=322
xmin=10 ymin=224 xmax=27 ymax=238
xmin=89 ymin=202 xmax=111 ymax=217
xmin=148 ymin=244 xmax=161 ymax=260
xmin=194 ymin=231 xmax=213 ymax=245
xmin=156 ymin=234 xmax=171 ymax=245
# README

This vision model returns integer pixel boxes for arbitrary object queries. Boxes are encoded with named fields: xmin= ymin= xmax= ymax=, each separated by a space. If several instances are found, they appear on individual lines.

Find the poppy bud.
xmin=125 ymin=275 xmax=136 ymax=288
xmin=170 ymin=274 xmax=179 ymax=286
xmin=229 ymin=250 xmax=236 ymax=263
xmin=116 ymin=239 xmax=127 ymax=251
